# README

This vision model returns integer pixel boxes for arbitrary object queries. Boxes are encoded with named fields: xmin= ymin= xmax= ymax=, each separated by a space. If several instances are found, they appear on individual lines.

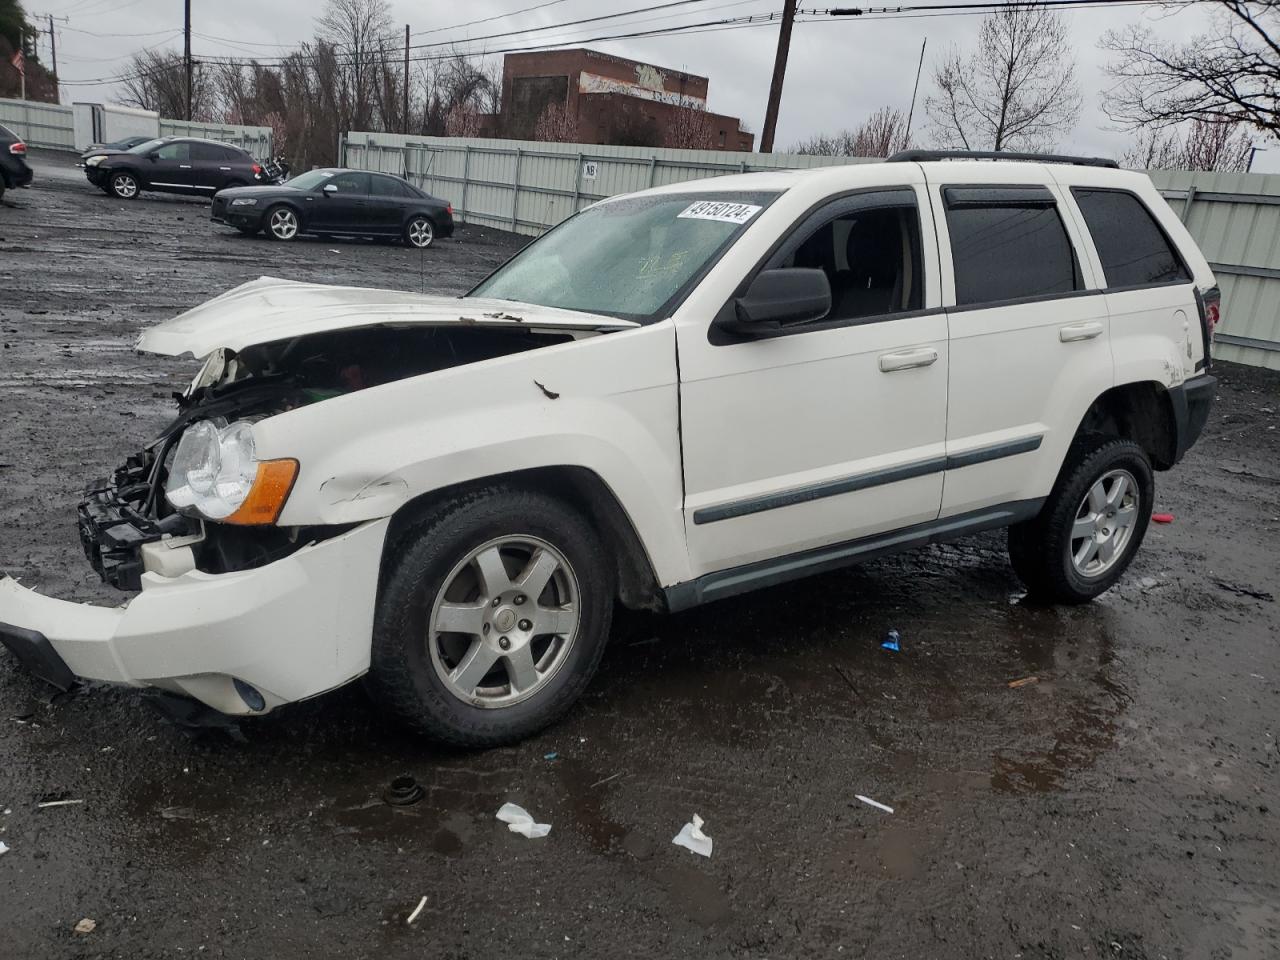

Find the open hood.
xmin=136 ymin=277 xmax=639 ymax=358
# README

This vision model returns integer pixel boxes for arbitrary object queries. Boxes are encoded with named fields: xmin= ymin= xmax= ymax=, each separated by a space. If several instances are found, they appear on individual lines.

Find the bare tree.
xmin=316 ymin=0 xmax=393 ymax=132
xmin=532 ymin=102 xmax=579 ymax=142
xmin=925 ymin=4 xmax=1081 ymax=151
xmin=121 ymin=50 xmax=216 ymax=120
xmin=665 ymin=105 xmax=718 ymax=149
xmin=791 ymin=106 xmax=911 ymax=157
xmin=1121 ymin=119 xmax=1254 ymax=171
xmin=444 ymin=102 xmax=483 ymax=138
xmin=1102 ymin=2 xmax=1280 ymax=139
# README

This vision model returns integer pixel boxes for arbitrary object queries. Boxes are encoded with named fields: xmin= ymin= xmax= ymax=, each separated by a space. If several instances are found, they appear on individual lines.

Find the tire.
xmin=404 ymin=215 xmax=435 ymax=248
xmin=0 ymin=181 xmax=6 ymax=203
xmin=109 ymin=171 xmax=139 ymax=200
xmin=1008 ymin=436 xmax=1154 ymax=603
xmin=264 ymin=204 xmax=299 ymax=241
xmin=368 ymin=487 xmax=613 ymax=747
xmin=225 ymin=180 xmax=247 ymax=189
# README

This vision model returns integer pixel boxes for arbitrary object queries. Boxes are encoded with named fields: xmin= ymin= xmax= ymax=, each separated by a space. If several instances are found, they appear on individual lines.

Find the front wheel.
xmin=1008 ymin=437 xmax=1154 ymax=603
xmin=367 ymin=488 xmax=613 ymax=746
xmin=265 ymin=205 xmax=299 ymax=241
xmin=110 ymin=172 xmax=139 ymax=199
xmin=404 ymin=215 xmax=434 ymax=248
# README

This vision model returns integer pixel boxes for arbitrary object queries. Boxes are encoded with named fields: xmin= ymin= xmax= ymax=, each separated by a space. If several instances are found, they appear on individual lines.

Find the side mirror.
xmin=323 ymin=183 xmax=338 ymax=195
xmin=147 ymin=153 xmax=158 ymax=162
xmin=723 ymin=268 xmax=831 ymax=334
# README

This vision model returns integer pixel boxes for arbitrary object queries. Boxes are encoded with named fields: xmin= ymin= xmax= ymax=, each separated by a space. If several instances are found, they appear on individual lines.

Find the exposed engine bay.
xmin=81 ymin=324 xmax=576 ymax=590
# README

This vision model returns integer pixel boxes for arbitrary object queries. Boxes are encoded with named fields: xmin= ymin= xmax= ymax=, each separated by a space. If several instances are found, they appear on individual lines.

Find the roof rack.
xmin=886 ymin=149 xmax=1119 ymax=169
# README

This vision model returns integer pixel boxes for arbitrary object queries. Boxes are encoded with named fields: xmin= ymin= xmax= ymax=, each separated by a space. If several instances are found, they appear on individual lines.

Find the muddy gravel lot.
xmin=1 ymin=150 xmax=1278 ymax=959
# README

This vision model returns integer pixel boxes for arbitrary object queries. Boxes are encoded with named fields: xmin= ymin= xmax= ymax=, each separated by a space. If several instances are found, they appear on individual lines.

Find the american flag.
xmin=9 ymin=50 xmax=24 ymax=77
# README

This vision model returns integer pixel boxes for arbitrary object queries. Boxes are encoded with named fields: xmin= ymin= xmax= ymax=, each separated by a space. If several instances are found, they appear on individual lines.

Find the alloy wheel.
xmin=407 ymin=217 xmax=434 ymax=248
xmin=112 ymin=174 xmax=137 ymax=199
xmin=269 ymin=208 xmax=298 ymax=240
xmin=427 ymin=536 xmax=580 ymax=708
xmin=1069 ymin=468 xmax=1139 ymax=578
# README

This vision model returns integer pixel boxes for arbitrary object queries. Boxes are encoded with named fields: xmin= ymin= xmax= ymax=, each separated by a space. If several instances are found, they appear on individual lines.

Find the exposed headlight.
xmin=229 ymin=197 xmax=258 ymax=207
xmin=166 ymin=420 xmax=298 ymax=525
xmin=85 ymin=155 xmax=105 ymax=167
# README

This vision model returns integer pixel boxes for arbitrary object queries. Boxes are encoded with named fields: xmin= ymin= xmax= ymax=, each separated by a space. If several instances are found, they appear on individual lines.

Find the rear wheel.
xmin=265 ymin=205 xmax=299 ymax=241
xmin=110 ymin=172 xmax=139 ymax=199
xmin=404 ymin=215 xmax=434 ymax=248
xmin=225 ymin=179 xmax=247 ymax=189
xmin=1008 ymin=437 xmax=1154 ymax=603
xmin=367 ymin=488 xmax=613 ymax=746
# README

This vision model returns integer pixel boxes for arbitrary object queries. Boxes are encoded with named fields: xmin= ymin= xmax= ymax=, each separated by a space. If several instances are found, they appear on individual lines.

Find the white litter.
xmin=855 ymin=795 xmax=894 ymax=814
xmin=37 ymin=799 xmax=84 ymax=809
xmin=495 ymin=802 xmax=551 ymax=839
xmin=406 ymin=895 xmax=428 ymax=925
xmin=0 ymin=841 xmax=9 ymax=856
xmin=672 ymin=813 xmax=713 ymax=858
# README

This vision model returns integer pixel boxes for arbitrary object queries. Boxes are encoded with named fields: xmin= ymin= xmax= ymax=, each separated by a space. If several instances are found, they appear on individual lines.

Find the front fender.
xmin=250 ymin=322 xmax=690 ymax=586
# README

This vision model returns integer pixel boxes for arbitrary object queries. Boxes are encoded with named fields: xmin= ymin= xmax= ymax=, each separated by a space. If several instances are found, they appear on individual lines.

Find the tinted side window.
xmin=944 ymin=187 xmax=1081 ymax=306
xmin=769 ymin=190 xmax=924 ymax=324
xmin=189 ymin=143 xmax=222 ymax=162
xmin=371 ymin=175 xmax=411 ymax=198
xmin=1072 ymin=188 xmax=1189 ymax=288
xmin=329 ymin=172 xmax=370 ymax=194
xmin=154 ymin=142 xmax=191 ymax=161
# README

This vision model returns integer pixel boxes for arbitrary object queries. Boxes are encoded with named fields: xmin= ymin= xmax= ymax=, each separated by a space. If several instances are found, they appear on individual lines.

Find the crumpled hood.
xmin=136 ymin=276 xmax=639 ymax=358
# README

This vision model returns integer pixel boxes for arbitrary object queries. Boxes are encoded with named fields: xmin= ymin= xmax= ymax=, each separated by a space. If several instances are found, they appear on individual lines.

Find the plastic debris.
xmin=406 ymin=895 xmax=428 ymax=925
xmin=854 ymin=795 xmax=894 ymax=814
xmin=881 ymin=629 xmax=901 ymax=652
xmin=1151 ymin=512 xmax=1175 ymax=524
xmin=36 ymin=798 xmax=83 ymax=809
xmin=672 ymin=813 xmax=713 ymax=858
xmin=0 ymin=841 xmax=9 ymax=856
xmin=496 ymin=802 xmax=551 ymax=839
xmin=73 ymin=919 xmax=96 ymax=935
xmin=1008 ymin=676 xmax=1040 ymax=689
xmin=589 ymin=772 xmax=623 ymax=788
xmin=544 ymin=752 xmax=559 ymax=761
xmin=383 ymin=775 xmax=425 ymax=807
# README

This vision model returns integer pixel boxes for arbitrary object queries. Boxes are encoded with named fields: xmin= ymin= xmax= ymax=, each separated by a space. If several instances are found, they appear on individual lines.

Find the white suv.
xmin=0 ymin=150 xmax=1219 ymax=746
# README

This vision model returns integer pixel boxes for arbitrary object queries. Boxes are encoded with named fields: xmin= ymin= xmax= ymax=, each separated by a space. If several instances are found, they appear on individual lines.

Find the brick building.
xmin=486 ymin=49 xmax=753 ymax=151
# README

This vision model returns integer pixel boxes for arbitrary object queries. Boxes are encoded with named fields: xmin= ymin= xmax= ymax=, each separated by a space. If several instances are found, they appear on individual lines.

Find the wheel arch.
xmin=265 ymin=199 xmax=306 ymax=231
xmin=381 ymin=465 xmax=665 ymax=612
xmin=1074 ymin=380 xmax=1178 ymax=470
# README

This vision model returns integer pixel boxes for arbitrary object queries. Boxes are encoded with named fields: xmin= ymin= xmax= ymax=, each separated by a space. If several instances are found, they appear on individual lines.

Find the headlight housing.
xmin=229 ymin=197 xmax=258 ymax=207
xmin=85 ymin=155 xmax=105 ymax=167
xmin=166 ymin=420 xmax=298 ymax=525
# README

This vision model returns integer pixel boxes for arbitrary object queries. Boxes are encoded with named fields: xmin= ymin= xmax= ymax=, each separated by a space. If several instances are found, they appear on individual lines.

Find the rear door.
xmin=929 ymin=166 xmax=1112 ymax=518
xmin=367 ymin=174 xmax=412 ymax=233
xmin=187 ymin=143 xmax=238 ymax=192
xmin=310 ymin=171 xmax=371 ymax=232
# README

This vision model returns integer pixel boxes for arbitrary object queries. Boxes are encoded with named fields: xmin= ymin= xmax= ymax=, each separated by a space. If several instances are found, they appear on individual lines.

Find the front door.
xmin=677 ymin=185 xmax=949 ymax=578
xmin=146 ymin=141 xmax=194 ymax=192
xmin=311 ymin=171 xmax=371 ymax=232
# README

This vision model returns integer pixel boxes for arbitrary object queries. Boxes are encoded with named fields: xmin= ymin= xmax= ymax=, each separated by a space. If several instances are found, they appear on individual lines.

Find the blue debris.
xmin=881 ymin=629 xmax=901 ymax=653
xmin=544 ymin=752 xmax=559 ymax=761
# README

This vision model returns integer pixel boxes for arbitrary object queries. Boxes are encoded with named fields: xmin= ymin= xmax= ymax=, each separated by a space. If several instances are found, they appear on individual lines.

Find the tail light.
xmin=252 ymin=163 xmax=263 ymax=175
xmin=446 ymin=204 xmax=453 ymax=217
xmin=1195 ymin=285 xmax=1221 ymax=369
xmin=8 ymin=141 xmax=26 ymax=155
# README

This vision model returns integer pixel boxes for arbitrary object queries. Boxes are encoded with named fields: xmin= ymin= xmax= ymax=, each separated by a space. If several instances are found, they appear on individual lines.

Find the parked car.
xmin=0 ymin=150 xmax=1219 ymax=746
xmin=211 ymin=168 xmax=454 ymax=247
xmin=84 ymin=136 xmax=277 ymax=200
xmin=0 ymin=122 xmax=32 ymax=202
xmin=78 ymin=134 xmax=153 ymax=162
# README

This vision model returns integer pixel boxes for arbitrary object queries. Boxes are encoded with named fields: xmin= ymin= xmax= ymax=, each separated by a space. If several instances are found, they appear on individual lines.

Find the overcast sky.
xmin=38 ymin=0 xmax=1279 ymax=171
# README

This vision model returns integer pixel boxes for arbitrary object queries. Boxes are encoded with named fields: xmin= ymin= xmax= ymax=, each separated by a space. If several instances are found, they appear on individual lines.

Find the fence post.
xmin=647 ymin=155 xmax=657 ymax=187
xmin=572 ymin=152 xmax=583 ymax=215
xmin=459 ymin=144 xmax=472 ymax=224
xmin=511 ymin=147 xmax=523 ymax=232
xmin=1182 ymin=183 xmax=1198 ymax=223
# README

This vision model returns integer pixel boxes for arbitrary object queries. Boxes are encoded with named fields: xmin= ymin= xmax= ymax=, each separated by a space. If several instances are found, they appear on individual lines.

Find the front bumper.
xmin=0 ymin=517 xmax=390 ymax=715
xmin=211 ymin=197 xmax=264 ymax=229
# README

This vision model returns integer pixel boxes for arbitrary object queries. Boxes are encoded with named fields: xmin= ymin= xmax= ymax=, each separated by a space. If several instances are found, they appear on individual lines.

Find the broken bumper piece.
xmin=0 ymin=517 xmax=390 ymax=715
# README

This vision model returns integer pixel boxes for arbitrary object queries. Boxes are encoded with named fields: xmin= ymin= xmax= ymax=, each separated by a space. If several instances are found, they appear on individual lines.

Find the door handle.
xmin=179 ymin=164 xmax=192 ymax=169
xmin=1059 ymin=321 xmax=1104 ymax=342
xmin=219 ymin=166 xmax=231 ymax=171
xmin=878 ymin=347 xmax=939 ymax=372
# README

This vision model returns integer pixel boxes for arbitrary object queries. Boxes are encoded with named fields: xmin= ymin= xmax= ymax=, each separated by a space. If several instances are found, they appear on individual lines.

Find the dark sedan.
xmin=211 ymin=168 xmax=454 ymax=248
xmin=79 ymin=135 xmax=152 ymax=162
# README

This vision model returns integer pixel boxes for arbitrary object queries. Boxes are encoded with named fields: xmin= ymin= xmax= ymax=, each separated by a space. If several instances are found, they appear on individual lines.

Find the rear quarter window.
xmin=1071 ymin=188 xmax=1190 ymax=288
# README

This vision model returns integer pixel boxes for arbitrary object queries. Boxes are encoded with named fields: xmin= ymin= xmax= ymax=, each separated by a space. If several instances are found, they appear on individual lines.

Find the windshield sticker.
xmin=677 ymin=201 xmax=762 ymax=225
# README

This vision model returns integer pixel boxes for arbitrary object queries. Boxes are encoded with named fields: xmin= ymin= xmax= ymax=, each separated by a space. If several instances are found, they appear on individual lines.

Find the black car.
xmin=84 ymin=136 xmax=276 ymax=200
xmin=78 ymin=134 xmax=153 ymax=162
xmin=212 ymin=168 xmax=455 ymax=248
xmin=0 ymin=122 xmax=33 ymax=203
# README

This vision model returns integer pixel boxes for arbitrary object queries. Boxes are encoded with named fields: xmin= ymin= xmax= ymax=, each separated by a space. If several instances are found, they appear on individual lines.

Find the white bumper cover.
xmin=0 ymin=518 xmax=390 ymax=714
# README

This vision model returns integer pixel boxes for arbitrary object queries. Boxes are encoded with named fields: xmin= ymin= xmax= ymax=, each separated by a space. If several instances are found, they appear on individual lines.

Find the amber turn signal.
xmin=225 ymin=459 xmax=299 ymax=526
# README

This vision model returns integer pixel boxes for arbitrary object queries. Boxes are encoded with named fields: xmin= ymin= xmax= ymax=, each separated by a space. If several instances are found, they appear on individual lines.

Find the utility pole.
xmin=403 ymin=24 xmax=410 ymax=135
xmin=904 ymin=37 xmax=927 ymax=147
xmin=47 ymin=15 xmax=58 ymax=79
xmin=183 ymin=0 xmax=193 ymax=121
xmin=759 ymin=0 xmax=797 ymax=153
